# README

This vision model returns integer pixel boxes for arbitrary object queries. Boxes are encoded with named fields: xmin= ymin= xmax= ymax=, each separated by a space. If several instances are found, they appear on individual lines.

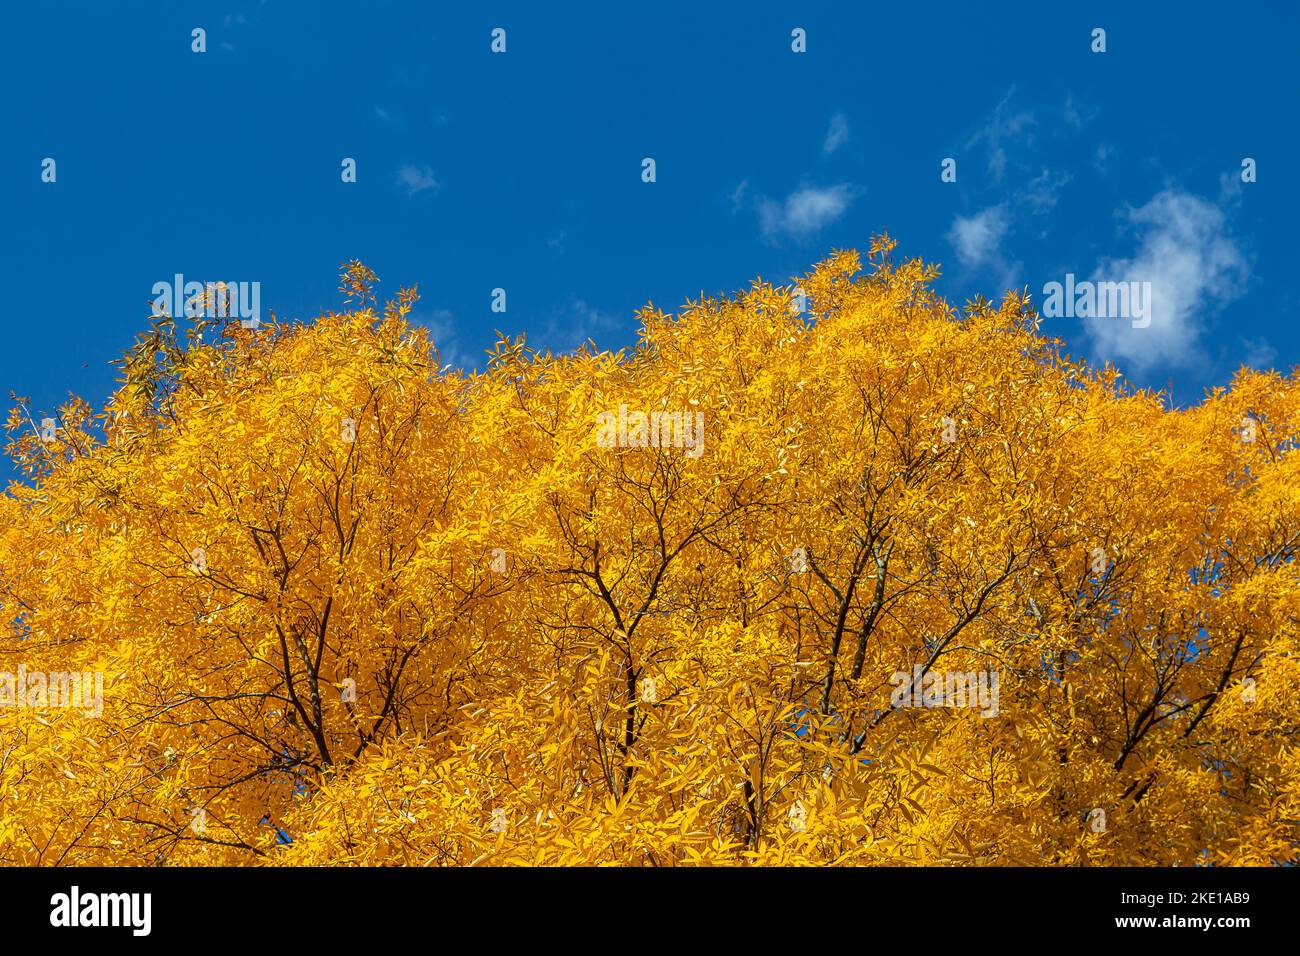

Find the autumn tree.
xmin=1 ymin=246 xmax=1296 ymax=866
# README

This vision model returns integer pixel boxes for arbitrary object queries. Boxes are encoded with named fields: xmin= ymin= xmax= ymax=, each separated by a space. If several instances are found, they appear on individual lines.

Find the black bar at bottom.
xmin=0 ymin=865 xmax=1285 ymax=943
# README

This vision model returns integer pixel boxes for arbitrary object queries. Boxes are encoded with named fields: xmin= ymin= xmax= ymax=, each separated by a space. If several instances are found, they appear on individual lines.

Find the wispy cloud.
xmin=219 ymin=10 xmax=250 ymax=50
xmin=1063 ymin=93 xmax=1100 ymax=131
xmin=1083 ymin=188 xmax=1248 ymax=372
xmin=947 ymin=205 xmax=1018 ymax=289
xmin=396 ymin=165 xmax=439 ymax=196
xmin=1023 ymin=168 xmax=1072 ymax=214
xmin=823 ymin=114 xmax=850 ymax=156
xmin=756 ymin=184 xmax=857 ymax=244
xmin=945 ymin=91 xmax=1091 ymax=288
xmin=1094 ymin=143 xmax=1116 ymax=177
xmin=963 ymin=89 xmax=1098 ymax=184
xmin=966 ymin=88 xmax=1037 ymax=182
xmin=728 ymin=180 xmax=749 ymax=212
xmin=1241 ymin=336 xmax=1277 ymax=370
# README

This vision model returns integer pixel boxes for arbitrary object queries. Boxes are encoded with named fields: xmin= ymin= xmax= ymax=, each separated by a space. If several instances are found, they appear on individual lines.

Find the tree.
xmin=1 ymin=246 xmax=1296 ymax=866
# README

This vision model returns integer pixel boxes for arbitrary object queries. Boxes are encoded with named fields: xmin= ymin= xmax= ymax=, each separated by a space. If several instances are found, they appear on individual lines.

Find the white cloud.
xmin=946 ymin=204 xmax=1013 ymax=274
xmin=823 ymin=114 xmax=850 ymax=155
xmin=396 ymin=165 xmax=439 ymax=196
xmin=758 ymin=184 xmax=856 ymax=243
xmin=1083 ymin=189 xmax=1248 ymax=373
xmin=943 ymin=171 xmax=1071 ymax=293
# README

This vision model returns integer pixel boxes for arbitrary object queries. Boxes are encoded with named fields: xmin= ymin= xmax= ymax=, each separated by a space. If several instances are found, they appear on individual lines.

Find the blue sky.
xmin=2 ymin=0 xmax=1297 ymax=436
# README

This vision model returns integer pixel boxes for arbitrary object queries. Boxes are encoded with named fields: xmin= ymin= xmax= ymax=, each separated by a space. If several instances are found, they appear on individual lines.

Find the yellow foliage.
xmin=1 ymin=247 xmax=1297 ymax=866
